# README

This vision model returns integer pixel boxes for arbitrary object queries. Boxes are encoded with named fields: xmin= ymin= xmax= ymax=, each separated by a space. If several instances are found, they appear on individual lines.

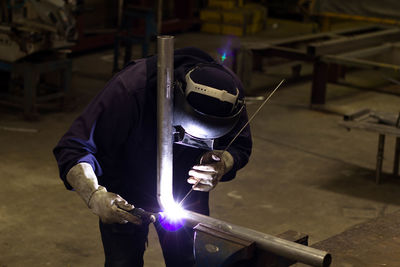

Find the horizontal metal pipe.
xmin=183 ymin=211 xmax=331 ymax=267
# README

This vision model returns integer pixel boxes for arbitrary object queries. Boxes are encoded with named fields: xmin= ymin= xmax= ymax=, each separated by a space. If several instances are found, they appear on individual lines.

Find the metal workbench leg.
xmin=113 ymin=38 xmax=121 ymax=73
xmin=376 ymin=134 xmax=385 ymax=184
xmin=234 ymin=48 xmax=253 ymax=91
xmin=393 ymin=137 xmax=400 ymax=177
xmin=311 ymin=60 xmax=328 ymax=105
xmin=61 ymin=60 xmax=72 ymax=109
xmin=23 ymin=64 xmax=37 ymax=119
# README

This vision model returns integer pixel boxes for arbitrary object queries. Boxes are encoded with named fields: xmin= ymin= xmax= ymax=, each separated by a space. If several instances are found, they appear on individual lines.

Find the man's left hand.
xmin=188 ymin=150 xmax=233 ymax=192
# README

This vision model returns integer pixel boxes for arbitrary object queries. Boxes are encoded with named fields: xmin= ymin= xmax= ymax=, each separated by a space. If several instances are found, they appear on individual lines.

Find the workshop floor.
xmin=1 ymin=18 xmax=400 ymax=267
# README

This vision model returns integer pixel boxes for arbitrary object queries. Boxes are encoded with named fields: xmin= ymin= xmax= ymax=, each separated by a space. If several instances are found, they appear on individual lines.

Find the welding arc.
xmin=179 ymin=79 xmax=285 ymax=207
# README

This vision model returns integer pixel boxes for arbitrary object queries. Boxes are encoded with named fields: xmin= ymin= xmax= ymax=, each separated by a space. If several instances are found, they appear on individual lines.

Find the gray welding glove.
xmin=66 ymin=163 xmax=141 ymax=225
xmin=188 ymin=150 xmax=234 ymax=192
xmin=88 ymin=186 xmax=142 ymax=224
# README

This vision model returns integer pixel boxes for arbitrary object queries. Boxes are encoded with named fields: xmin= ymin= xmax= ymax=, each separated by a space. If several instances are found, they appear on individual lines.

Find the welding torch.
xmin=128 ymin=207 xmax=157 ymax=225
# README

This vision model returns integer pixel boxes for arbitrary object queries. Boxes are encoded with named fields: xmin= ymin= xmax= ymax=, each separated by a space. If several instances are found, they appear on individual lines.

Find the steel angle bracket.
xmin=193 ymin=223 xmax=256 ymax=267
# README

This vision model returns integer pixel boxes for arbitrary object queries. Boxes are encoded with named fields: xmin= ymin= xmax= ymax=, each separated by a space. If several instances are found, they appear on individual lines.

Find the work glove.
xmin=88 ymin=186 xmax=142 ymax=225
xmin=188 ymin=150 xmax=233 ymax=192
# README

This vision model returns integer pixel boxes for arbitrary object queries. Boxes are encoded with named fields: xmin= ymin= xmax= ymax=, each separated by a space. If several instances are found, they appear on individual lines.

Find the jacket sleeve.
xmin=53 ymin=68 xmax=142 ymax=189
xmin=217 ymin=67 xmax=252 ymax=182
xmin=218 ymin=107 xmax=252 ymax=182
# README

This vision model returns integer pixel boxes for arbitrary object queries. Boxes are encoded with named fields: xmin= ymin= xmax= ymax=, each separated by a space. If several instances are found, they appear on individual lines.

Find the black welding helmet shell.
xmin=173 ymin=63 xmax=244 ymax=141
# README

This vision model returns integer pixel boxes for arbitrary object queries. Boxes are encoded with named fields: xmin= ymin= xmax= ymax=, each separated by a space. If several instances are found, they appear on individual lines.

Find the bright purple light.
xmin=158 ymin=211 xmax=186 ymax=231
xmin=158 ymin=203 xmax=187 ymax=231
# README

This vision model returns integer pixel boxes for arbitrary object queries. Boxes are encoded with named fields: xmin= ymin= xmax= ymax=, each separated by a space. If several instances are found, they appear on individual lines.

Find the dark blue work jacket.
xmin=53 ymin=47 xmax=252 ymax=215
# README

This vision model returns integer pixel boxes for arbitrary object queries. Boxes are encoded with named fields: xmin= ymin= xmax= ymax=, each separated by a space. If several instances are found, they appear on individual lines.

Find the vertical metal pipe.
xmin=157 ymin=35 xmax=174 ymax=210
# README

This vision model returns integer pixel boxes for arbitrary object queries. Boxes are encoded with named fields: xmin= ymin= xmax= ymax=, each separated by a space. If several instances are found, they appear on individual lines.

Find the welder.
xmin=53 ymin=47 xmax=252 ymax=267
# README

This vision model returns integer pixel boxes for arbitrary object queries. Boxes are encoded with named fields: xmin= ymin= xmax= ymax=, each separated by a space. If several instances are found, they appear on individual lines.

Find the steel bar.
xmin=326 ymin=42 xmax=392 ymax=59
xmin=339 ymin=120 xmax=400 ymax=137
xmin=322 ymin=43 xmax=400 ymax=72
xmin=183 ymin=211 xmax=331 ymax=267
xmin=156 ymin=35 xmax=175 ymax=210
xmin=242 ymin=25 xmax=386 ymax=51
xmin=308 ymin=27 xmax=400 ymax=56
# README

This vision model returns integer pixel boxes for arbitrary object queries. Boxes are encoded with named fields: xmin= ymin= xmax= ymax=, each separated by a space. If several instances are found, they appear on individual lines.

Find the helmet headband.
xmin=185 ymin=68 xmax=239 ymax=109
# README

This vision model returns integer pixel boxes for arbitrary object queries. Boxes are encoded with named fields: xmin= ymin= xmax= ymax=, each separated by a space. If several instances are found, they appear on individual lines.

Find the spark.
xmin=159 ymin=202 xmax=187 ymax=231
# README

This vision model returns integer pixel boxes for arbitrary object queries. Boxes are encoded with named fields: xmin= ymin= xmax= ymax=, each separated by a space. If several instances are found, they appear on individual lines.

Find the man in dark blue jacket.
xmin=54 ymin=47 xmax=252 ymax=267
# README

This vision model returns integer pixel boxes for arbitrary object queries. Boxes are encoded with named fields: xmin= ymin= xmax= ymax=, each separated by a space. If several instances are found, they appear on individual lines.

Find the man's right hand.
xmin=88 ymin=186 xmax=142 ymax=225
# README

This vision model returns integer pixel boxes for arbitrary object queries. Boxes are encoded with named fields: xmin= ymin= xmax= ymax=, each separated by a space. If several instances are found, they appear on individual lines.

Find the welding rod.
xmin=179 ymin=79 xmax=285 ymax=206
xmin=179 ymin=180 xmax=201 ymax=206
xmin=222 ymin=78 xmax=285 ymax=153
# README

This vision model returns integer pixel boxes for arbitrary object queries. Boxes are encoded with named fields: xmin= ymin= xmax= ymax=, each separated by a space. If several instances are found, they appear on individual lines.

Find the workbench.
xmin=307 ymin=209 xmax=400 ymax=266
xmin=234 ymin=25 xmax=400 ymax=106
xmin=339 ymin=109 xmax=400 ymax=184
xmin=311 ymin=41 xmax=400 ymax=106
xmin=0 ymin=55 xmax=72 ymax=119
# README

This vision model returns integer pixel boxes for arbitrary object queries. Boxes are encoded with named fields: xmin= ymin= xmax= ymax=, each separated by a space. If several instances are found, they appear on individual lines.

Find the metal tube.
xmin=155 ymin=35 xmax=331 ymax=267
xmin=157 ymin=35 xmax=175 ymax=210
xmin=183 ymin=211 xmax=331 ymax=267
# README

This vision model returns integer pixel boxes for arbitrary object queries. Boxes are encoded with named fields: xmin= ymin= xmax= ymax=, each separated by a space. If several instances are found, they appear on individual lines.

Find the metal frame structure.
xmin=156 ymin=35 xmax=331 ymax=267
xmin=234 ymin=25 xmax=400 ymax=106
xmin=340 ymin=109 xmax=400 ymax=184
xmin=0 ymin=56 xmax=72 ymax=119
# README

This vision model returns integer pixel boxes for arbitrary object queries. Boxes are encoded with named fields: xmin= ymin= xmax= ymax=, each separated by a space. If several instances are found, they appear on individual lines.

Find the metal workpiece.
xmin=155 ymin=35 xmax=331 ymax=267
xmin=183 ymin=211 xmax=332 ymax=267
xmin=156 ymin=35 xmax=175 ymax=210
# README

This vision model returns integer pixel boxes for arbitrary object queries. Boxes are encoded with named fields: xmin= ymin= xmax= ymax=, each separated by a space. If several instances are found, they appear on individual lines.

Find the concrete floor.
xmin=1 ymin=18 xmax=400 ymax=266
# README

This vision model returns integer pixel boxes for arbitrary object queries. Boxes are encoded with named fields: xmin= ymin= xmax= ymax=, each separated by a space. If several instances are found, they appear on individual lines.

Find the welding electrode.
xmin=179 ymin=79 xmax=285 ymax=207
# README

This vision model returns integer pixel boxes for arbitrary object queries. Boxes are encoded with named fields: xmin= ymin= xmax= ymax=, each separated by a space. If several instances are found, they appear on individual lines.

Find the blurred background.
xmin=1 ymin=0 xmax=400 ymax=266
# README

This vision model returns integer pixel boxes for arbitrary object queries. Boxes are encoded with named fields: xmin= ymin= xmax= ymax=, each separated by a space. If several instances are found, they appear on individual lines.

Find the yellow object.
xmin=319 ymin=12 xmax=400 ymax=31
xmin=222 ymin=8 xmax=252 ymax=25
xmin=201 ymin=21 xmax=265 ymax=36
xmin=221 ymin=24 xmax=245 ymax=36
xmin=222 ymin=22 xmax=265 ymax=36
xmin=200 ymin=9 xmax=222 ymax=22
xmin=208 ymin=0 xmax=237 ymax=9
xmin=201 ymin=22 xmax=222 ymax=34
xmin=243 ymin=3 xmax=268 ymax=24
xmin=200 ymin=3 xmax=267 ymax=36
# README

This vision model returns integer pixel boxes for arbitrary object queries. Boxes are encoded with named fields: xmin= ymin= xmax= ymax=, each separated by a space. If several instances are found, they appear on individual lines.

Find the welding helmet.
xmin=173 ymin=63 xmax=244 ymax=149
